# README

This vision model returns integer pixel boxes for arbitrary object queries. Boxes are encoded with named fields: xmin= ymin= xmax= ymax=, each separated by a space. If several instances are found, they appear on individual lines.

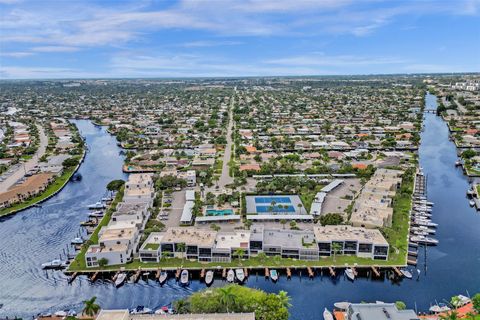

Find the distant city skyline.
xmin=1 ymin=0 xmax=479 ymax=79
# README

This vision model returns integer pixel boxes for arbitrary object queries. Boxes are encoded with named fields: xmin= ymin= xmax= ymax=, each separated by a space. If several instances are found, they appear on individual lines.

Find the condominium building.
xmin=123 ymin=173 xmax=154 ymax=204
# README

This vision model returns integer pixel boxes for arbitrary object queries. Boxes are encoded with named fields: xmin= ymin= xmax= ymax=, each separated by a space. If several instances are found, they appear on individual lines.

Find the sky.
xmin=0 ymin=0 xmax=479 ymax=79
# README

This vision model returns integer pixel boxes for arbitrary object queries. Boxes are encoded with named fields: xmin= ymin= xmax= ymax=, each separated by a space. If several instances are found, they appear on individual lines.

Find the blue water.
xmin=254 ymin=196 xmax=292 ymax=203
xmin=1 ymin=96 xmax=480 ymax=319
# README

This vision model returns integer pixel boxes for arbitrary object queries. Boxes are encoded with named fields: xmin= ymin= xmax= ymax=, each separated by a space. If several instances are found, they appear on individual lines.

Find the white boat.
xmin=410 ymin=235 xmax=439 ymax=245
xmin=270 ymin=269 xmax=278 ymax=282
xmin=101 ymin=197 xmax=113 ymax=202
xmin=159 ymin=271 xmax=168 ymax=285
xmin=71 ymin=237 xmax=84 ymax=245
xmin=345 ymin=268 xmax=355 ymax=281
xmin=130 ymin=306 xmax=152 ymax=314
xmin=88 ymin=202 xmax=106 ymax=210
xmin=227 ymin=269 xmax=235 ymax=283
xmin=155 ymin=306 xmax=173 ymax=315
xmin=235 ymin=268 xmax=245 ymax=282
xmin=429 ymin=303 xmax=451 ymax=313
xmin=41 ymin=259 xmax=64 ymax=270
xmin=333 ymin=302 xmax=350 ymax=310
xmin=323 ymin=308 xmax=334 ymax=320
xmin=180 ymin=270 xmax=189 ymax=285
xmin=89 ymin=210 xmax=104 ymax=217
xmin=400 ymin=269 xmax=413 ymax=279
xmin=54 ymin=311 xmax=67 ymax=317
xmin=470 ymin=200 xmax=475 ymax=207
xmin=115 ymin=273 xmax=127 ymax=287
xmin=205 ymin=270 xmax=214 ymax=286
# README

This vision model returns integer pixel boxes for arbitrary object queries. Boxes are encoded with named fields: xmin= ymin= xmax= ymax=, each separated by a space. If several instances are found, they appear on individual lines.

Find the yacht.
xmin=159 ymin=271 xmax=168 ymax=285
xmin=130 ymin=306 xmax=152 ymax=315
xmin=88 ymin=202 xmax=106 ymax=210
xmin=205 ymin=270 xmax=214 ymax=286
xmin=429 ymin=303 xmax=451 ymax=314
xmin=235 ymin=268 xmax=245 ymax=283
xmin=41 ymin=259 xmax=66 ymax=270
xmin=115 ymin=273 xmax=127 ymax=287
xmin=227 ymin=269 xmax=235 ymax=283
xmin=410 ymin=235 xmax=439 ymax=245
xmin=345 ymin=268 xmax=355 ymax=281
xmin=71 ymin=237 xmax=84 ymax=245
xmin=400 ymin=269 xmax=413 ymax=279
xmin=270 ymin=269 xmax=278 ymax=282
xmin=323 ymin=308 xmax=334 ymax=320
xmin=180 ymin=270 xmax=189 ymax=286
xmin=333 ymin=302 xmax=350 ymax=311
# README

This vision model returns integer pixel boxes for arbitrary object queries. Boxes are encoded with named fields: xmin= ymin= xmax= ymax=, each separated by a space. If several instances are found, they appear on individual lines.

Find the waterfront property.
xmin=0 ymin=173 xmax=54 ymax=208
xmin=96 ymin=309 xmax=256 ymax=320
xmin=346 ymin=302 xmax=419 ymax=320
xmin=245 ymin=195 xmax=312 ymax=221
xmin=85 ymin=173 xmax=154 ymax=267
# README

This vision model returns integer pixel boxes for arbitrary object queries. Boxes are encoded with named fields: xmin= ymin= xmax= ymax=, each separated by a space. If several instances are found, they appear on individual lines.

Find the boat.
xmin=429 ymin=303 xmax=451 ymax=313
xmin=467 ymin=188 xmax=475 ymax=196
xmin=410 ymin=235 xmax=439 ymax=245
xmin=102 ymin=197 xmax=113 ymax=202
xmin=115 ymin=273 xmax=127 ymax=287
xmin=400 ymin=269 xmax=413 ymax=279
xmin=129 ymin=306 xmax=152 ymax=315
xmin=88 ymin=202 xmax=106 ymax=210
xmin=180 ymin=269 xmax=189 ymax=285
xmin=345 ymin=268 xmax=355 ymax=281
xmin=470 ymin=200 xmax=475 ymax=207
xmin=227 ymin=269 xmax=235 ymax=283
xmin=71 ymin=237 xmax=84 ymax=245
xmin=235 ymin=268 xmax=245 ymax=282
xmin=71 ymin=173 xmax=82 ymax=181
xmin=155 ymin=306 xmax=173 ymax=315
xmin=54 ymin=311 xmax=68 ymax=317
xmin=67 ymin=310 xmax=77 ymax=317
xmin=333 ymin=302 xmax=350 ymax=311
xmin=159 ymin=271 xmax=168 ymax=285
xmin=205 ymin=270 xmax=214 ymax=286
xmin=323 ymin=308 xmax=334 ymax=320
xmin=270 ymin=269 xmax=278 ymax=282
xmin=41 ymin=259 xmax=65 ymax=270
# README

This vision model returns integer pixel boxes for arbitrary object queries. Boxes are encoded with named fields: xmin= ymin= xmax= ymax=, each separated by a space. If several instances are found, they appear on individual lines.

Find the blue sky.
xmin=0 ymin=0 xmax=479 ymax=79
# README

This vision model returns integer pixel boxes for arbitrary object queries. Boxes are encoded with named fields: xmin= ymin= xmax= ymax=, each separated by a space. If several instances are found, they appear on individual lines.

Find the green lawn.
xmin=143 ymin=243 xmax=160 ymax=251
xmin=0 ymin=166 xmax=77 ymax=217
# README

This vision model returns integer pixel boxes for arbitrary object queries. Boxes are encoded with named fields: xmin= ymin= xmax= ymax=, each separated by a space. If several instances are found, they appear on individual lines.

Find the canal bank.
xmin=1 ymin=99 xmax=480 ymax=319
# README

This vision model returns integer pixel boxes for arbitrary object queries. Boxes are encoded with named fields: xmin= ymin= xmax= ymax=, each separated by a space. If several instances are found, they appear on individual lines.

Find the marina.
xmin=1 ymin=106 xmax=480 ymax=319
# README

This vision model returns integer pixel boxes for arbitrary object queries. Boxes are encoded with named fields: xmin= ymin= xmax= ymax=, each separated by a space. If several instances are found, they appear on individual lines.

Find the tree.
xmin=472 ymin=293 xmax=480 ymax=313
xmin=320 ymin=213 xmax=343 ymax=226
xmin=278 ymin=290 xmax=292 ymax=308
xmin=234 ymin=248 xmax=246 ymax=265
xmin=62 ymin=157 xmax=79 ymax=168
xmin=257 ymin=251 xmax=267 ymax=262
xmin=461 ymin=149 xmax=476 ymax=160
xmin=395 ymin=301 xmax=406 ymax=310
xmin=97 ymin=258 xmax=109 ymax=267
xmin=82 ymin=296 xmax=100 ymax=317
xmin=280 ymin=219 xmax=287 ymax=229
xmin=331 ymin=242 xmax=343 ymax=262
xmin=106 ymin=179 xmax=125 ymax=192
xmin=440 ymin=311 xmax=459 ymax=320
xmin=174 ymin=299 xmax=190 ymax=314
xmin=256 ymin=293 xmax=289 ymax=320
xmin=450 ymin=295 xmax=462 ymax=309
xmin=176 ymin=243 xmax=186 ymax=264
xmin=218 ymin=286 xmax=236 ymax=312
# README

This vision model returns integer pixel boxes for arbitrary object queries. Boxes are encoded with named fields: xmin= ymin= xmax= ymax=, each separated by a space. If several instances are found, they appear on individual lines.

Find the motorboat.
xmin=333 ymin=302 xmax=350 ymax=311
xmin=67 ymin=310 xmax=77 ymax=317
xmin=54 ymin=311 xmax=68 ymax=317
xmin=130 ymin=306 xmax=152 ymax=315
xmin=180 ymin=270 xmax=189 ymax=285
xmin=400 ymin=269 xmax=413 ymax=279
xmin=89 ymin=210 xmax=104 ymax=218
xmin=429 ymin=303 xmax=451 ymax=313
xmin=235 ymin=268 xmax=245 ymax=283
xmin=410 ymin=235 xmax=439 ymax=245
xmin=323 ymin=308 xmax=334 ymax=320
xmin=470 ymin=200 xmax=475 ymax=207
xmin=411 ymin=226 xmax=436 ymax=234
xmin=413 ymin=220 xmax=438 ymax=228
xmin=270 ymin=269 xmax=278 ymax=282
xmin=88 ymin=202 xmax=106 ymax=210
xmin=205 ymin=270 xmax=214 ymax=286
xmin=102 ymin=197 xmax=113 ymax=202
xmin=115 ymin=273 xmax=127 ymax=287
xmin=345 ymin=268 xmax=355 ymax=281
xmin=155 ymin=306 xmax=173 ymax=315
xmin=71 ymin=237 xmax=84 ymax=245
xmin=41 ymin=259 xmax=66 ymax=270
xmin=159 ymin=271 xmax=168 ymax=285
xmin=227 ymin=269 xmax=235 ymax=283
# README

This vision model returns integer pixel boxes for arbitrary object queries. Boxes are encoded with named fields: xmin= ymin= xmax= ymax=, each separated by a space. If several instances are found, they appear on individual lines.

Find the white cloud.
xmin=32 ymin=46 xmax=80 ymax=52
xmin=0 ymin=51 xmax=33 ymax=58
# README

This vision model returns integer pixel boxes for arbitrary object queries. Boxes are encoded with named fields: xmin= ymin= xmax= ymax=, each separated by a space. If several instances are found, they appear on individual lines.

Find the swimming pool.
xmin=206 ymin=209 xmax=234 ymax=216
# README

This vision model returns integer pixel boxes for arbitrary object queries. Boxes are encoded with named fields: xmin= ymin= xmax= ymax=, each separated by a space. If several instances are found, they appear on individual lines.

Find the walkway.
xmin=0 ymin=124 xmax=48 ymax=193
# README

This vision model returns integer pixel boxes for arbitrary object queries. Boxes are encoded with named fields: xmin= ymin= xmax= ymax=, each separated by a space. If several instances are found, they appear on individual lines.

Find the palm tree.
xmin=440 ymin=311 xmax=459 ymax=320
xmin=270 ymin=200 xmax=277 ymax=213
xmin=280 ymin=219 xmax=287 ymax=229
xmin=278 ymin=290 xmax=292 ymax=308
xmin=218 ymin=286 xmax=236 ymax=312
xmin=82 ymin=296 xmax=100 ymax=317
xmin=234 ymin=248 xmax=246 ymax=266
xmin=331 ymin=242 xmax=343 ymax=262
xmin=176 ymin=242 xmax=186 ymax=265
xmin=465 ymin=312 xmax=475 ymax=320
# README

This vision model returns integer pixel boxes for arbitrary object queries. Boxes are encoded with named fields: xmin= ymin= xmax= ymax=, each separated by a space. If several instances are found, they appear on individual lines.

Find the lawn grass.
xmin=0 ymin=166 xmax=77 ymax=217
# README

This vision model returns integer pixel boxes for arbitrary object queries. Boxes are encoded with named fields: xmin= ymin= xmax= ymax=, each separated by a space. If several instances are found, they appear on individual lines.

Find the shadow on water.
xmin=1 ymin=104 xmax=480 ymax=319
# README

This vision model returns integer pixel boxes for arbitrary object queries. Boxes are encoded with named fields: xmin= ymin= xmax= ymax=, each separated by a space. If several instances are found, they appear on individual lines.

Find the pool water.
xmin=206 ymin=209 xmax=234 ymax=216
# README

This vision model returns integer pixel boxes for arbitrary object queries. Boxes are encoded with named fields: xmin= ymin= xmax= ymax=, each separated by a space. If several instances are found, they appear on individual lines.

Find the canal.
xmin=1 ymin=98 xmax=479 ymax=319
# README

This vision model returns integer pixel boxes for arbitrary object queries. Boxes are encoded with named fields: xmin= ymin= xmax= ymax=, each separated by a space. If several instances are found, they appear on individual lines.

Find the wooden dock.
xmin=200 ymin=269 xmax=205 ymax=279
xmin=112 ymin=271 xmax=119 ymax=281
xmin=286 ymin=267 xmax=292 ymax=279
xmin=222 ymin=268 xmax=226 ymax=279
xmin=328 ymin=266 xmax=336 ymax=277
xmin=89 ymin=271 xmax=99 ymax=282
xmin=175 ymin=268 xmax=181 ymax=279
xmin=393 ymin=267 xmax=403 ymax=277
xmin=371 ymin=266 xmax=380 ymax=277
xmin=155 ymin=268 xmax=161 ymax=280
xmin=133 ymin=268 xmax=141 ymax=282
xmin=264 ymin=268 xmax=269 ymax=278
xmin=307 ymin=267 xmax=314 ymax=278
xmin=244 ymin=268 xmax=248 ymax=278
xmin=68 ymin=272 xmax=78 ymax=284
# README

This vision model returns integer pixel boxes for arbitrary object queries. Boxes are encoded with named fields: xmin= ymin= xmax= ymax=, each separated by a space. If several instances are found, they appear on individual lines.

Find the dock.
xmin=328 ymin=266 xmax=336 ymax=277
xmin=89 ymin=271 xmax=99 ymax=282
xmin=200 ymin=269 xmax=205 ymax=279
xmin=175 ymin=268 xmax=181 ymax=279
xmin=222 ymin=268 xmax=226 ymax=279
xmin=286 ymin=268 xmax=292 ymax=279
xmin=243 ymin=268 xmax=248 ymax=278
xmin=155 ymin=268 xmax=161 ymax=280
xmin=393 ymin=267 xmax=403 ymax=277
xmin=133 ymin=268 xmax=141 ymax=282
xmin=264 ymin=268 xmax=269 ymax=278
xmin=307 ymin=267 xmax=314 ymax=278
xmin=371 ymin=266 xmax=380 ymax=277
xmin=68 ymin=272 xmax=78 ymax=284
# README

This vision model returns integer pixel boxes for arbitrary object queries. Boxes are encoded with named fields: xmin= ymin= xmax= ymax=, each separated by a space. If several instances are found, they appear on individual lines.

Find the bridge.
xmin=424 ymin=109 xmax=436 ymax=114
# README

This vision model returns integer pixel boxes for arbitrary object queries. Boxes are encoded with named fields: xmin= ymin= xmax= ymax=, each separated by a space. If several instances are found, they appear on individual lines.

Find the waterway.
xmin=1 ymin=97 xmax=480 ymax=319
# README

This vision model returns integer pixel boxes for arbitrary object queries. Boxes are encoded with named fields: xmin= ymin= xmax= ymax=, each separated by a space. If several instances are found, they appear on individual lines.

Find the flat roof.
xmin=321 ymin=179 xmax=344 ymax=192
xmin=185 ymin=190 xmax=195 ymax=201
xmin=196 ymin=215 xmax=241 ymax=222
xmin=263 ymin=229 xmax=316 ymax=249
xmin=348 ymin=303 xmax=419 ymax=320
xmin=313 ymin=225 xmax=388 ymax=245
xmin=180 ymin=201 xmax=194 ymax=223
xmin=96 ymin=309 xmax=129 ymax=320
xmin=246 ymin=214 xmax=313 ymax=221
xmin=215 ymin=232 xmax=250 ymax=249
xmin=161 ymin=227 xmax=217 ymax=247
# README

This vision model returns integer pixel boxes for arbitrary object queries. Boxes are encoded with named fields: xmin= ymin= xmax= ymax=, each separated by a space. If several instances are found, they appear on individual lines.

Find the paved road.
xmin=217 ymin=93 xmax=235 ymax=189
xmin=0 ymin=124 xmax=48 ymax=193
